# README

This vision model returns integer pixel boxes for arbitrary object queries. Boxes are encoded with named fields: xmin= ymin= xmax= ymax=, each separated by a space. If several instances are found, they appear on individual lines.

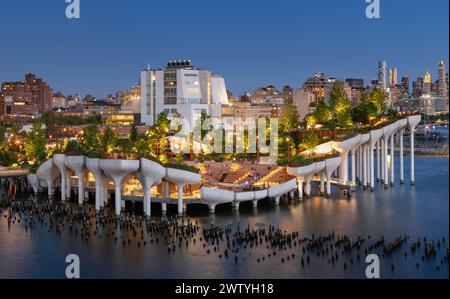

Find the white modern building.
xmin=140 ymin=60 xmax=229 ymax=127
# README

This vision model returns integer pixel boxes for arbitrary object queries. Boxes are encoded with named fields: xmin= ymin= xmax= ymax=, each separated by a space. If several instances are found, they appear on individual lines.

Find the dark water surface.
xmin=0 ymin=157 xmax=448 ymax=279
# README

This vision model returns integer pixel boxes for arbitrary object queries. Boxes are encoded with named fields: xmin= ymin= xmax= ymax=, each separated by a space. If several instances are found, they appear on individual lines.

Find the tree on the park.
xmin=81 ymin=124 xmax=100 ymax=154
xmin=130 ymin=125 xmax=138 ymax=143
xmin=299 ymin=133 xmax=321 ymax=153
xmin=279 ymin=101 xmax=301 ymax=133
xmin=313 ymin=100 xmax=333 ymax=125
xmin=329 ymin=81 xmax=352 ymax=128
xmin=24 ymin=121 xmax=47 ymax=163
xmin=101 ymin=126 xmax=117 ymax=153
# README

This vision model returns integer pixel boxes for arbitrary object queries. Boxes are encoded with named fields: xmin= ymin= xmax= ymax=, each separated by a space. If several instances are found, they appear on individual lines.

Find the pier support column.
xmin=45 ymin=179 xmax=54 ymax=198
xmin=381 ymin=139 xmax=385 ymax=183
xmin=114 ymin=182 xmax=122 ymax=216
xmin=370 ymin=143 xmax=375 ymax=191
xmin=143 ymin=188 xmax=151 ymax=217
xmin=344 ymin=152 xmax=349 ymax=185
xmin=351 ymin=149 xmax=356 ymax=188
xmin=77 ymin=173 xmax=84 ymax=205
xmin=66 ymin=172 xmax=71 ymax=200
xmin=297 ymin=177 xmax=304 ymax=199
xmin=326 ymin=172 xmax=332 ymax=198
xmin=384 ymin=136 xmax=389 ymax=188
xmin=400 ymin=129 xmax=404 ymax=183
xmin=355 ymin=147 xmax=359 ymax=182
xmin=162 ymin=181 xmax=169 ymax=214
xmin=252 ymin=200 xmax=258 ymax=208
xmin=234 ymin=202 xmax=240 ymax=210
xmin=320 ymin=173 xmax=325 ymax=195
xmin=358 ymin=146 xmax=362 ymax=183
xmin=366 ymin=145 xmax=370 ymax=188
xmin=274 ymin=196 xmax=280 ymax=205
xmin=208 ymin=204 xmax=216 ymax=213
xmin=94 ymin=176 xmax=103 ymax=211
xmin=304 ymin=175 xmax=311 ymax=198
xmin=362 ymin=145 xmax=367 ymax=188
xmin=60 ymin=167 xmax=66 ymax=202
xmin=102 ymin=179 xmax=109 ymax=208
xmin=390 ymin=133 xmax=395 ymax=186
xmin=410 ymin=129 xmax=415 ymax=185
xmin=177 ymin=183 xmax=183 ymax=216
xmin=376 ymin=141 xmax=380 ymax=182
xmin=83 ymin=172 xmax=89 ymax=200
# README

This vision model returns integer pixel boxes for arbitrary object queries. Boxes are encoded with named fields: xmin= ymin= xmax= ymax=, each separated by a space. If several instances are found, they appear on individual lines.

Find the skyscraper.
xmin=412 ymin=77 xmax=424 ymax=97
xmin=438 ymin=60 xmax=448 ymax=101
xmin=388 ymin=68 xmax=398 ymax=87
xmin=423 ymin=71 xmax=432 ymax=94
xmin=378 ymin=60 xmax=387 ymax=90
xmin=401 ymin=76 xmax=409 ymax=93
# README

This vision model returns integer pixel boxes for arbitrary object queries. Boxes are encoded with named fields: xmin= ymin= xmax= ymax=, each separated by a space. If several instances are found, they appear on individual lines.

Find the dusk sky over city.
xmin=0 ymin=0 xmax=448 ymax=97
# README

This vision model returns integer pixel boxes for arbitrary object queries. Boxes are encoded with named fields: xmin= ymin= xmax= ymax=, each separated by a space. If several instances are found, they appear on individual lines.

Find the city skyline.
xmin=0 ymin=0 xmax=448 ymax=98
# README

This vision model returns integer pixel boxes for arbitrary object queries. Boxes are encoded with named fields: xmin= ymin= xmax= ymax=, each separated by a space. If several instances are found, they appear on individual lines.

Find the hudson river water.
xmin=0 ymin=156 xmax=448 ymax=279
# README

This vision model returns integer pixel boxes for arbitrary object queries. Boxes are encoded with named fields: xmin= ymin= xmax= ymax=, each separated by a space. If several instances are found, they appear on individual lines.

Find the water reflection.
xmin=0 ymin=157 xmax=448 ymax=278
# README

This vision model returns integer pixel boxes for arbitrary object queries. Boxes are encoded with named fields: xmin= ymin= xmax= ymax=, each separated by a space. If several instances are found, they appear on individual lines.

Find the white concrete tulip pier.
xmin=29 ymin=115 xmax=421 ymax=215
xmin=64 ymin=155 xmax=87 ymax=205
xmin=135 ymin=158 xmax=166 ymax=216
xmin=165 ymin=167 xmax=202 ymax=215
xmin=99 ymin=159 xmax=140 ymax=216
xmin=36 ymin=159 xmax=60 ymax=198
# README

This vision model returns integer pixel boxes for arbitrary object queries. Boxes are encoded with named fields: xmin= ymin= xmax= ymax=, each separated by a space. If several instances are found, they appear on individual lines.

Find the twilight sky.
xmin=0 ymin=0 xmax=448 ymax=98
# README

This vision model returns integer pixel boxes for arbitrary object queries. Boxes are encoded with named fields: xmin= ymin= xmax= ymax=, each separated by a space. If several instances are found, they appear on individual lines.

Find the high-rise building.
xmin=388 ymin=68 xmax=398 ymax=87
xmin=423 ymin=71 xmax=432 ymax=94
xmin=401 ymin=76 xmax=409 ymax=93
xmin=378 ymin=60 xmax=387 ymax=90
xmin=438 ymin=60 xmax=448 ymax=101
xmin=0 ymin=73 xmax=52 ymax=117
xmin=140 ymin=60 xmax=229 ymax=127
xmin=412 ymin=77 xmax=424 ymax=97
xmin=302 ymin=72 xmax=335 ymax=103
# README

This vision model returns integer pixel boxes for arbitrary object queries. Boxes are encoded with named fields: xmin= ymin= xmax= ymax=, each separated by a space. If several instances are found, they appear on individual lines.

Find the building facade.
xmin=140 ymin=60 xmax=228 ymax=127
xmin=1 ymin=73 xmax=52 ymax=117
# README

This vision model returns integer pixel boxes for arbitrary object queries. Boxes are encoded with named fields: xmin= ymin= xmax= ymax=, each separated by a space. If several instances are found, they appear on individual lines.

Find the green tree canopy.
xmin=330 ymin=81 xmax=352 ymax=128
xmin=299 ymin=133 xmax=320 ymax=152
xmin=101 ymin=126 xmax=117 ymax=153
xmin=81 ymin=124 xmax=100 ymax=154
xmin=313 ymin=100 xmax=333 ymax=125
xmin=24 ymin=121 xmax=47 ymax=163
xmin=279 ymin=101 xmax=301 ymax=134
xmin=130 ymin=125 xmax=138 ymax=143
